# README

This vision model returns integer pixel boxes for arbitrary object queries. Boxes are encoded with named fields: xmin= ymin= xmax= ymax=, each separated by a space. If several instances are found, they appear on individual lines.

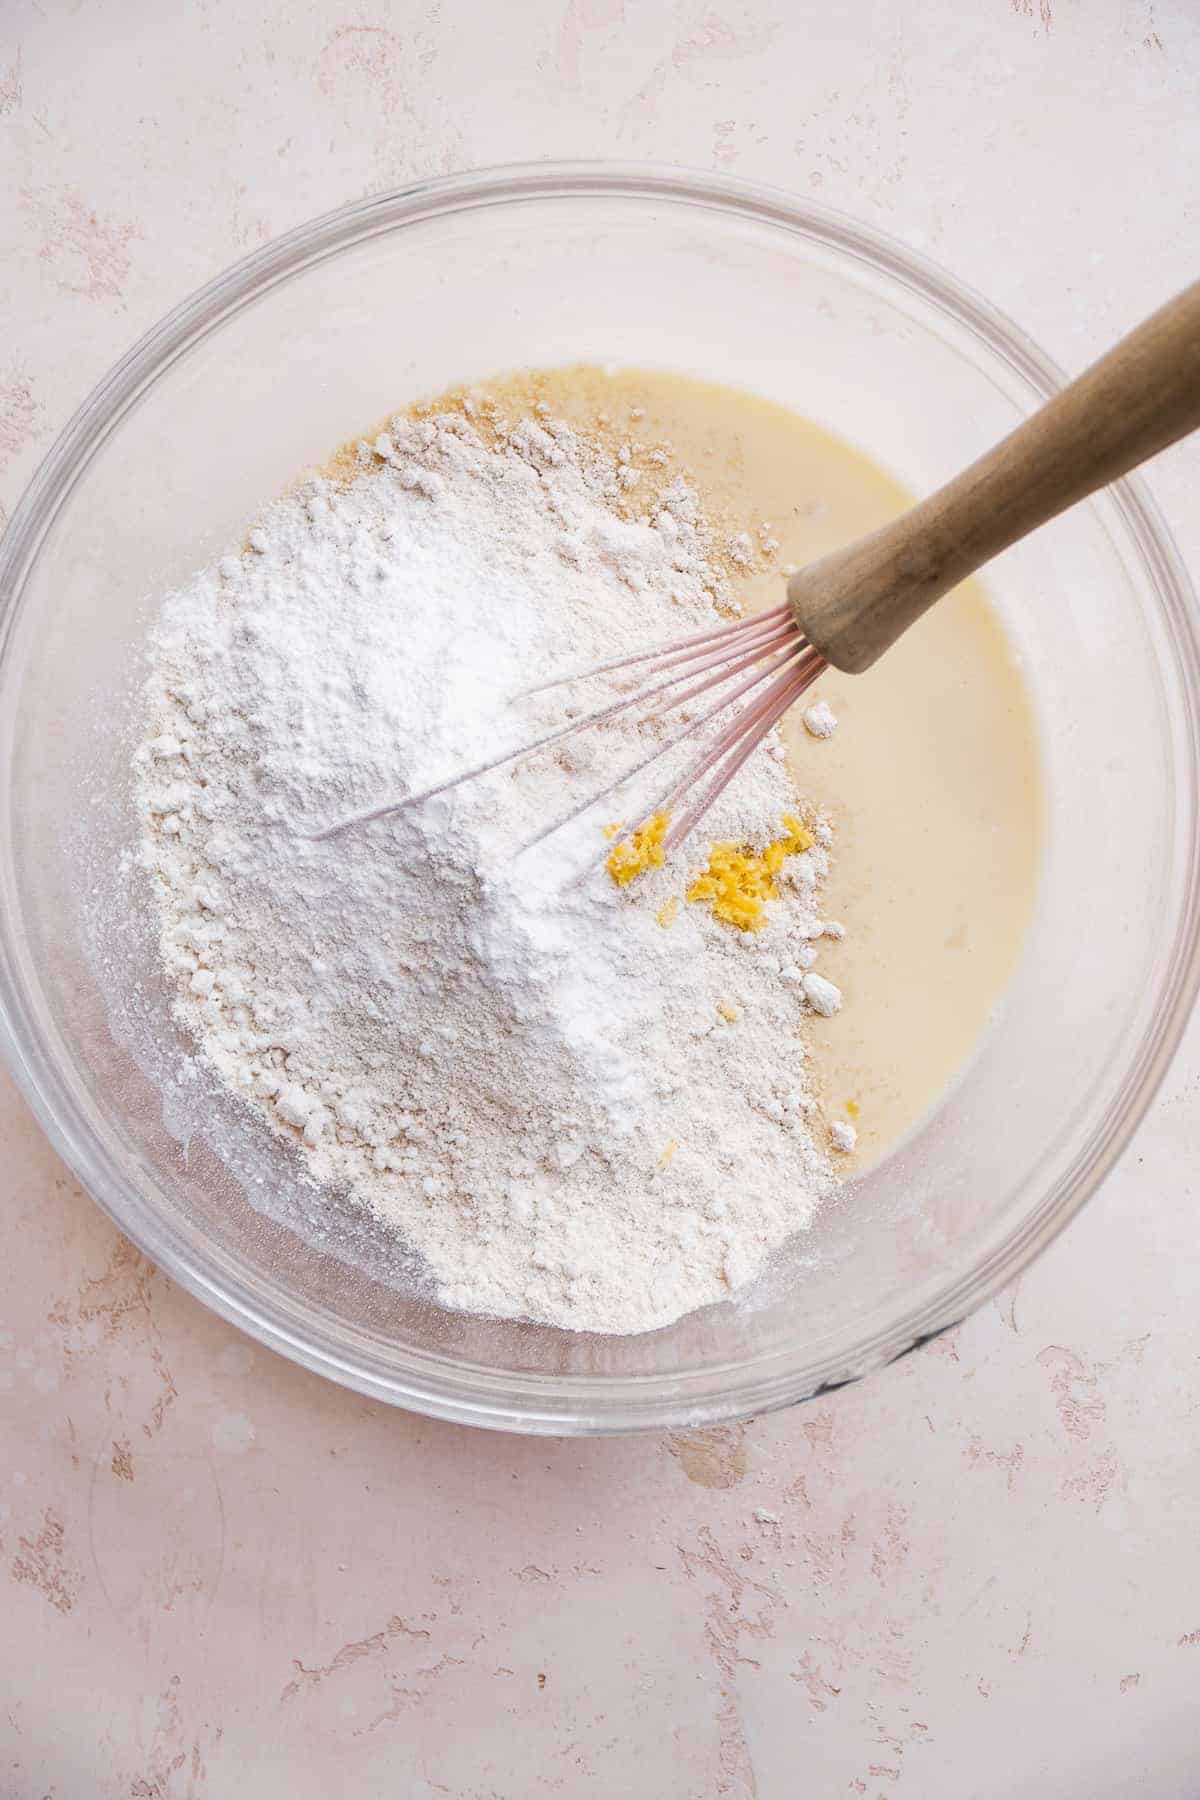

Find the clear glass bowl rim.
xmin=2 ymin=161 xmax=1199 ymax=1434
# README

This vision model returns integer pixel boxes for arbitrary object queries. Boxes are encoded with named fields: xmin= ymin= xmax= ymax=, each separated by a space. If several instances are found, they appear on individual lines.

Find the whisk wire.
xmin=657 ymin=654 xmax=815 ymax=839
xmin=314 ymin=605 xmax=806 ymax=842
xmin=514 ymin=602 xmax=791 ymax=699
xmin=512 ymin=640 xmax=806 ymax=858
xmin=665 ymin=653 xmax=824 ymax=852
xmin=567 ymin=644 xmax=822 ymax=890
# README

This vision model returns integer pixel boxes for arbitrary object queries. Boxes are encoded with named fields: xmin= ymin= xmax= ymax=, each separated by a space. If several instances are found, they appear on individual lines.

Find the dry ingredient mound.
xmin=135 ymin=398 xmax=843 ymax=1335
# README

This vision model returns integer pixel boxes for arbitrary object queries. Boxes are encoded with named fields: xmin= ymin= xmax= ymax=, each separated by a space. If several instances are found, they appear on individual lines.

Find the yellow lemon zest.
xmin=658 ymin=1138 xmax=679 ymax=1168
xmin=602 ymin=821 xmax=622 ymax=841
xmin=656 ymin=896 xmax=680 ymax=929
xmin=606 ymin=812 xmax=670 ymax=887
xmin=846 ymin=1099 xmax=860 ymax=1118
xmin=716 ymin=999 xmax=740 ymax=1023
xmin=687 ymin=814 xmax=816 ymax=931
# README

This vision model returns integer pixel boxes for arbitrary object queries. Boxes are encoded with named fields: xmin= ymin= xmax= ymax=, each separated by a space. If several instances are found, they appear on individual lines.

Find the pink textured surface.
xmin=3 ymin=2 xmax=1199 ymax=1794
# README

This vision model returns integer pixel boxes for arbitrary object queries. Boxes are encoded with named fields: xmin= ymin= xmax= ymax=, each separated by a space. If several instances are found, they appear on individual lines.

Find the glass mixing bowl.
xmin=2 ymin=165 xmax=1198 ymax=1434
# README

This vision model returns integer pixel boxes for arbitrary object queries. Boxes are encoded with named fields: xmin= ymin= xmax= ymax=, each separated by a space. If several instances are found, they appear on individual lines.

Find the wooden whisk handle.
xmin=788 ymin=280 xmax=1200 ymax=673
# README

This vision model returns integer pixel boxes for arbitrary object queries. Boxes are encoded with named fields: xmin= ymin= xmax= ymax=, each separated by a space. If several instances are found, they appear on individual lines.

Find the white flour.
xmin=136 ymin=402 xmax=842 ymax=1334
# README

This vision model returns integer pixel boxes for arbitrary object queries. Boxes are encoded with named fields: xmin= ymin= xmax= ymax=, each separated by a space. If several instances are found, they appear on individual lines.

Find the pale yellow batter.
xmin=346 ymin=366 xmax=1043 ymax=1171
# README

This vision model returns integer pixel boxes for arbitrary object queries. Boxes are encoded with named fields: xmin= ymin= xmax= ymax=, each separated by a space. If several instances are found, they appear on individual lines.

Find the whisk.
xmin=317 ymin=280 xmax=1200 ymax=860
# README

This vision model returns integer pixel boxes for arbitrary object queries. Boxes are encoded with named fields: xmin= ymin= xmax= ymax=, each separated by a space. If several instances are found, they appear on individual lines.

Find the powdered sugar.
xmin=802 ymin=699 xmax=839 ymax=739
xmin=135 ymin=401 xmax=842 ymax=1334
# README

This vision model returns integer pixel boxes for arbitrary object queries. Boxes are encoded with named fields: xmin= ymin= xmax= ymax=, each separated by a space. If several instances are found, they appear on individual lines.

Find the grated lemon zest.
xmin=656 ymin=896 xmax=680 ymax=929
xmin=606 ymin=812 xmax=670 ymax=887
xmin=687 ymin=814 xmax=816 ymax=931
